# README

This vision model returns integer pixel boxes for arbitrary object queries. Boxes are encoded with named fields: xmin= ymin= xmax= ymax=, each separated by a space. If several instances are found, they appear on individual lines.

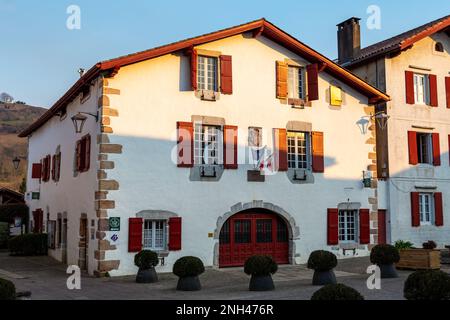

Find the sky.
xmin=0 ymin=0 xmax=449 ymax=108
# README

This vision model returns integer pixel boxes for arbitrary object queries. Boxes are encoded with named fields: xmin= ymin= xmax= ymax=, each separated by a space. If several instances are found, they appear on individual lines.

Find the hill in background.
xmin=0 ymin=102 xmax=47 ymax=191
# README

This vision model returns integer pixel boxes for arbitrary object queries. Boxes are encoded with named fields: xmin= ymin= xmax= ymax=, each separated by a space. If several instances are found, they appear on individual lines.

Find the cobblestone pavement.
xmin=1 ymin=252 xmax=449 ymax=300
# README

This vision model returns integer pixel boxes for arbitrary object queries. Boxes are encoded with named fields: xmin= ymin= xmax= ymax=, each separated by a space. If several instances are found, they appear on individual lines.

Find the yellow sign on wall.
xmin=330 ymin=85 xmax=343 ymax=106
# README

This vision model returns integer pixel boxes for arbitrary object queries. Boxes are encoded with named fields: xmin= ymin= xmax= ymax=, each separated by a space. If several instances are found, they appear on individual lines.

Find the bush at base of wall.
xmin=0 ymin=278 xmax=16 ymax=300
xmin=8 ymin=234 xmax=48 ymax=256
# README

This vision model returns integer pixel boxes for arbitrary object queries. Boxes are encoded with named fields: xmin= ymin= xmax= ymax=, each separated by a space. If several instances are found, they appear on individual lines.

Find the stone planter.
xmin=136 ymin=267 xmax=158 ymax=283
xmin=378 ymin=264 xmax=398 ymax=278
xmin=249 ymin=275 xmax=275 ymax=291
xmin=397 ymin=249 xmax=441 ymax=270
xmin=176 ymin=276 xmax=201 ymax=291
xmin=312 ymin=270 xmax=337 ymax=286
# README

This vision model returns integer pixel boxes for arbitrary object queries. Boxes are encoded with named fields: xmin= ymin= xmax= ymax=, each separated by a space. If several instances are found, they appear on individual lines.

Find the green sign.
xmin=109 ymin=217 xmax=120 ymax=231
xmin=31 ymin=192 xmax=40 ymax=200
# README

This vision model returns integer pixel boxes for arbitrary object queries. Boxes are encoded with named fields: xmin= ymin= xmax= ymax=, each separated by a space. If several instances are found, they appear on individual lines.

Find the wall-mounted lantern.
xmin=71 ymin=112 xmax=99 ymax=134
xmin=12 ymin=157 xmax=21 ymax=170
xmin=357 ymin=111 xmax=390 ymax=135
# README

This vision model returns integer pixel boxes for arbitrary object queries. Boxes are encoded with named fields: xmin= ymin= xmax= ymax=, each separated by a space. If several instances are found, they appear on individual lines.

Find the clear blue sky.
xmin=1 ymin=0 xmax=449 ymax=108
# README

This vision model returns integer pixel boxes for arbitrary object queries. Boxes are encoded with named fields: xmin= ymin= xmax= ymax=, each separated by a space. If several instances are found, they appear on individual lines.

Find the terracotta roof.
xmin=19 ymin=18 xmax=390 ymax=137
xmin=345 ymin=15 xmax=450 ymax=67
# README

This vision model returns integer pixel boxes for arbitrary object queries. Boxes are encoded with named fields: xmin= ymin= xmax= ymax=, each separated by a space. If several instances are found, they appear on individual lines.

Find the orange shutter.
xmin=307 ymin=64 xmax=319 ymax=101
xmin=177 ymin=122 xmax=194 ymax=167
xmin=312 ymin=132 xmax=324 ymax=173
xmin=190 ymin=50 xmax=197 ymax=91
xmin=276 ymin=61 xmax=288 ymax=99
xmin=429 ymin=74 xmax=438 ymax=107
xmin=273 ymin=128 xmax=287 ymax=172
xmin=405 ymin=71 xmax=415 ymax=104
xmin=223 ymin=125 xmax=238 ymax=169
xmin=220 ymin=55 xmax=233 ymax=94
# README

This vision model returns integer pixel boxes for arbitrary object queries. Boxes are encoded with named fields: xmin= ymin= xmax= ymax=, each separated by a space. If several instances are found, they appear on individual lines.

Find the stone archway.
xmin=213 ymin=201 xmax=299 ymax=267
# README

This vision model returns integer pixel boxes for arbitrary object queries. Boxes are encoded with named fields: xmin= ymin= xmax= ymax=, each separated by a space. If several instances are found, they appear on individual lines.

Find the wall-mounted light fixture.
xmin=71 ymin=112 xmax=99 ymax=134
xmin=12 ymin=157 xmax=21 ymax=170
xmin=357 ymin=111 xmax=390 ymax=134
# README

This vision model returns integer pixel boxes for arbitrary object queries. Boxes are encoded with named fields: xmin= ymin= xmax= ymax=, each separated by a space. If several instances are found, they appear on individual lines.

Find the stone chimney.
xmin=337 ymin=17 xmax=361 ymax=64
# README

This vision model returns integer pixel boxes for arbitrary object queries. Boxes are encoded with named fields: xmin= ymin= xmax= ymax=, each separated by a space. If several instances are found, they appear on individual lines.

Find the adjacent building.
xmin=338 ymin=16 xmax=450 ymax=247
xmin=20 ymin=19 xmax=389 ymax=276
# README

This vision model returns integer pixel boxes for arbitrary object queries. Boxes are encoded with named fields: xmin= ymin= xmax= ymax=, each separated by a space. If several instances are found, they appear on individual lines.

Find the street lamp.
xmin=71 ymin=112 xmax=99 ymax=134
xmin=12 ymin=157 xmax=21 ymax=170
xmin=357 ymin=111 xmax=390 ymax=134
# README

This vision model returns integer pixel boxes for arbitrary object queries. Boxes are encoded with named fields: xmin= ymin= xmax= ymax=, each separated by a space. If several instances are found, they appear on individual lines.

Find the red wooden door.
xmin=378 ymin=210 xmax=387 ymax=244
xmin=32 ymin=209 xmax=43 ymax=233
xmin=219 ymin=212 xmax=289 ymax=267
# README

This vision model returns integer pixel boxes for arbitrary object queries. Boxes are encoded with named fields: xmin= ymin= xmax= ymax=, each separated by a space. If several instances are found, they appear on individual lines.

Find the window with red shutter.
xmin=220 ymin=55 xmax=233 ymax=95
xmin=42 ymin=155 xmax=51 ymax=182
xmin=128 ymin=218 xmax=143 ymax=252
xmin=273 ymin=128 xmax=288 ymax=172
xmin=312 ymin=132 xmax=324 ymax=173
xmin=223 ymin=125 xmax=238 ymax=169
xmin=429 ymin=74 xmax=438 ymax=107
xmin=177 ymin=122 xmax=193 ymax=168
xmin=84 ymin=135 xmax=91 ymax=171
xmin=410 ymin=192 xmax=420 ymax=227
xmin=434 ymin=192 xmax=444 ymax=227
xmin=359 ymin=209 xmax=370 ymax=244
xmin=405 ymin=71 xmax=415 ymax=104
xmin=168 ymin=217 xmax=182 ymax=251
xmin=31 ymin=163 xmax=42 ymax=179
xmin=445 ymin=77 xmax=450 ymax=108
xmin=307 ymin=64 xmax=319 ymax=101
xmin=432 ymin=133 xmax=441 ymax=166
xmin=327 ymin=208 xmax=339 ymax=245
xmin=408 ymin=131 xmax=418 ymax=165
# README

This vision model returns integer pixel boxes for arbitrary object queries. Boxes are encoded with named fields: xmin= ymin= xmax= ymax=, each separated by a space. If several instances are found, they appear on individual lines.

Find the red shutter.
xmin=445 ymin=77 xmax=450 ymax=108
xmin=408 ymin=131 xmax=418 ymax=165
xmin=312 ymin=132 xmax=325 ymax=173
xmin=190 ymin=50 xmax=197 ymax=91
xmin=405 ymin=71 xmax=415 ymax=104
xmin=76 ymin=140 xmax=82 ymax=171
xmin=57 ymin=153 xmax=61 ymax=181
xmin=429 ymin=74 xmax=438 ymax=107
xmin=33 ymin=209 xmax=43 ymax=233
xmin=434 ymin=192 xmax=444 ymax=227
xmin=220 ymin=55 xmax=233 ymax=94
xmin=168 ymin=217 xmax=182 ymax=251
xmin=327 ymin=208 xmax=339 ymax=245
xmin=51 ymin=155 xmax=56 ymax=181
xmin=273 ymin=128 xmax=288 ymax=172
xmin=432 ymin=133 xmax=441 ymax=166
xmin=177 ymin=122 xmax=194 ymax=168
xmin=307 ymin=63 xmax=319 ymax=101
xmin=85 ymin=135 xmax=91 ymax=171
xmin=223 ymin=125 xmax=238 ymax=169
xmin=378 ymin=210 xmax=387 ymax=244
xmin=411 ymin=192 xmax=420 ymax=227
xmin=32 ymin=163 xmax=42 ymax=179
xmin=359 ymin=209 xmax=370 ymax=244
xmin=128 ymin=218 xmax=143 ymax=252
xmin=276 ymin=61 xmax=288 ymax=99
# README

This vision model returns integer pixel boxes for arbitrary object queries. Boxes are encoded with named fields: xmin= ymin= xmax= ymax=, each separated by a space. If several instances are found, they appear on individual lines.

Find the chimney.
xmin=337 ymin=17 xmax=361 ymax=64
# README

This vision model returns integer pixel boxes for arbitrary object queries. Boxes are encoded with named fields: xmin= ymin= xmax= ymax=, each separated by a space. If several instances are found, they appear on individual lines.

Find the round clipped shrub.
xmin=370 ymin=244 xmax=400 ymax=265
xmin=404 ymin=270 xmax=450 ymax=300
xmin=311 ymin=284 xmax=364 ymax=301
xmin=307 ymin=251 xmax=337 ymax=271
xmin=173 ymin=256 xmax=205 ymax=278
xmin=422 ymin=241 xmax=437 ymax=250
xmin=134 ymin=250 xmax=159 ymax=269
xmin=0 ymin=278 xmax=16 ymax=300
xmin=244 ymin=255 xmax=278 ymax=276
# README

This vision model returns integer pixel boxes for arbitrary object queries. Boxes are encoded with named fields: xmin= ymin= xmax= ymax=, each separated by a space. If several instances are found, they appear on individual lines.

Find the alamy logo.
xmin=66 ymin=265 xmax=81 ymax=290
xmin=66 ymin=5 xmax=81 ymax=30
xmin=366 ymin=265 xmax=381 ymax=290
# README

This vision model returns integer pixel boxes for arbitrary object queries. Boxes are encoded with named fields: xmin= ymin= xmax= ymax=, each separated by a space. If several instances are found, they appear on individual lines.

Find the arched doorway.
xmin=219 ymin=209 xmax=290 ymax=267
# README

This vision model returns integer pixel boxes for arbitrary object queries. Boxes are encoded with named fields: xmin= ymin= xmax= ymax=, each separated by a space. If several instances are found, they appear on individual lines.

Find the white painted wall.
xmin=25 ymin=79 xmax=101 ymax=275
xmin=100 ymin=33 xmax=377 ymax=275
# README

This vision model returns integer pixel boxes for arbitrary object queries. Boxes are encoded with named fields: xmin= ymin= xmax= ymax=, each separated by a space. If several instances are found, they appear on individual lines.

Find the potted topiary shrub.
xmin=311 ymin=284 xmax=364 ymax=300
xmin=0 ymin=278 xmax=16 ymax=300
xmin=134 ymin=250 xmax=159 ymax=283
xmin=173 ymin=256 xmax=205 ymax=291
xmin=422 ymin=240 xmax=437 ymax=250
xmin=307 ymin=250 xmax=338 ymax=286
xmin=404 ymin=270 xmax=450 ymax=300
xmin=370 ymin=244 xmax=400 ymax=278
xmin=244 ymin=255 xmax=278 ymax=291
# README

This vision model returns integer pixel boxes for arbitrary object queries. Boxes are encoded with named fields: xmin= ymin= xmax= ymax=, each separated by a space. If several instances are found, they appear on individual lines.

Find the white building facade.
xmin=339 ymin=16 xmax=450 ymax=248
xmin=20 ymin=19 xmax=389 ymax=276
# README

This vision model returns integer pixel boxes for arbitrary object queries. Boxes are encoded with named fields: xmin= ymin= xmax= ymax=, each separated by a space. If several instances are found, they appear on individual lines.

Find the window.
xmin=76 ymin=135 xmax=91 ymax=172
xmin=417 ymin=133 xmax=432 ymax=164
xmin=338 ymin=210 xmax=358 ymax=242
xmin=419 ymin=193 xmax=434 ymax=225
xmin=41 ymin=155 xmax=51 ymax=182
xmin=414 ymin=73 xmax=430 ymax=105
xmin=194 ymin=124 xmax=222 ymax=165
xmin=248 ymin=127 xmax=263 ymax=165
xmin=47 ymin=220 xmax=56 ymax=249
xmin=287 ymin=131 xmax=311 ymax=169
xmin=256 ymin=219 xmax=272 ymax=243
xmin=143 ymin=220 xmax=167 ymax=251
xmin=435 ymin=42 xmax=444 ymax=53
xmin=234 ymin=220 xmax=251 ymax=244
xmin=197 ymin=56 xmax=218 ymax=91
xmin=288 ymin=66 xmax=305 ymax=100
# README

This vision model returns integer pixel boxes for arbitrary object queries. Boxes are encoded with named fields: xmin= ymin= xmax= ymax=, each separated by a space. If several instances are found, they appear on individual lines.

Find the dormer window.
xmin=435 ymin=42 xmax=444 ymax=53
xmin=197 ymin=56 xmax=218 ymax=92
